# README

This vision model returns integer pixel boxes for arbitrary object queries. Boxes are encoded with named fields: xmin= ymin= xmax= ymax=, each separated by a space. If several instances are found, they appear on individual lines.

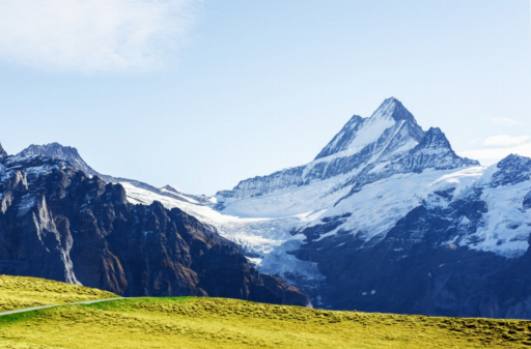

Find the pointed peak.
xmin=370 ymin=97 xmax=417 ymax=124
xmin=315 ymin=98 xmax=425 ymax=160
xmin=404 ymin=127 xmax=480 ymax=170
xmin=346 ymin=114 xmax=364 ymax=125
xmin=421 ymin=127 xmax=451 ymax=147
xmin=382 ymin=96 xmax=402 ymax=106
xmin=425 ymin=126 xmax=443 ymax=134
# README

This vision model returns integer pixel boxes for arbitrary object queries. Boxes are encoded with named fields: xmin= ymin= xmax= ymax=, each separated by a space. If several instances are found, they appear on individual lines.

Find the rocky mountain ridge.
xmin=0 ymin=154 xmax=308 ymax=306
xmin=6 ymin=97 xmax=531 ymax=319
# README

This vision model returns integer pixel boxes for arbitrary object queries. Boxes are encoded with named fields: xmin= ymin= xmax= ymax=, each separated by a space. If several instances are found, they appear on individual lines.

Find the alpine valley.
xmin=2 ymin=98 xmax=531 ymax=319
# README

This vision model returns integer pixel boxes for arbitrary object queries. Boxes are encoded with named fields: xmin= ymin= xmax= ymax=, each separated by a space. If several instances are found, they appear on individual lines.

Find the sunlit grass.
xmin=1 ymin=296 xmax=530 ymax=348
xmin=0 ymin=275 xmax=115 ymax=312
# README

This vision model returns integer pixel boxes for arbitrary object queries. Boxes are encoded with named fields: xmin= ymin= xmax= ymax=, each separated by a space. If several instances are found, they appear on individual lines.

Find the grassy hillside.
xmin=0 ymin=294 xmax=530 ymax=348
xmin=0 ymin=275 xmax=116 ymax=312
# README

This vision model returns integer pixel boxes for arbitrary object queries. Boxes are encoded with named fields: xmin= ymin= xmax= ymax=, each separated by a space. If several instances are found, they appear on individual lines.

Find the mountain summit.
xmin=218 ymin=98 xmax=474 ymax=202
xmin=373 ymin=97 xmax=418 ymax=122
xmin=11 ymin=142 xmax=98 ymax=176
xmin=209 ymin=99 xmax=531 ymax=318
xmin=315 ymin=97 xmax=424 ymax=160
xmin=3 ymin=97 xmax=531 ymax=319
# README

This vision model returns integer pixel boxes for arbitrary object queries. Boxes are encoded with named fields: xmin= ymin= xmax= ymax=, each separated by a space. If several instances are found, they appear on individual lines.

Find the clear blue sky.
xmin=0 ymin=0 xmax=530 ymax=194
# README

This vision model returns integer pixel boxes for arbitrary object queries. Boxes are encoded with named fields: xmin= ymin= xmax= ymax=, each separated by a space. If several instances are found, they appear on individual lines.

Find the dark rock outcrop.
xmin=524 ymin=191 xmax=531 ymax=210
xmin=0 ymin=157 xmax=308 ymax=306
xmin=295 ymin=192 xmax=531 ymax=319
xmin=491 ymin=154 xmax=531 ymax=187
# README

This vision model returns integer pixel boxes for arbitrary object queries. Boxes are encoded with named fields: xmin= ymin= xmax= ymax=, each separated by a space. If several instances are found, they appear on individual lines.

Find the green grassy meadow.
xmin=0 ymin=275 xmax=115 ymax=312
xmin=0 ymin=275 xmax=529 ymax=348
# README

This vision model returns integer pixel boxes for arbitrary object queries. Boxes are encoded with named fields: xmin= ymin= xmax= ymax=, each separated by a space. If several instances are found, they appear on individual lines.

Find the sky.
xmin=0 ymin=0 xmax=530 ymax=194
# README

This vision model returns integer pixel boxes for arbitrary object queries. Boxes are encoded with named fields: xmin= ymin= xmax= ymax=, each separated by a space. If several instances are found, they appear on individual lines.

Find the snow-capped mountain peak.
xmin=370 ymin=97 xmax=416 ymax=122
xmin=315 ymin=115 xmax=365 ymax=159
xmin=419 ymin=127 xmax=450 ymax=148
xmin=392 ymin=127 xmax=479 ymax=172
xmin=10 ymin=142 xmax=98 ymax=176
xmin=4 ymin=98 xmax=531 ymax=318
xmin=218 ymin=98 xmax=476 ymax=204
xmin=315 ymin=97 xmax=424 ymax=161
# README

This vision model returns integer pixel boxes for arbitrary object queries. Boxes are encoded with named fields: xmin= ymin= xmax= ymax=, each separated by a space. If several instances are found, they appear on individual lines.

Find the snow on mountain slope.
xmin=309 ymin=168 xmax=482 ymax=243
xmin=121 ymin=181 xmax=304 ymax=256
xmin=315 ymin=97 xmax=423 ymax=160
xmin=9 ymin=143 xmax=98 ymax=176
xmin=220 ymin=172 xmax=353 ymax=218
xmin=216 ymin=98 xmax=426 ymax=202
xmin=10 ymin=98 xmax=530 ymax=285
xmin=456 ymin=155 xmax=531 ymax=257
xmin=464 ymin=178 xmax=531 ymax=257
xmin=214 ymin=98 xmax=475 ymax=241
xmin=217 ymin=98 xmax=476 ymax=206
xmin=122 ymin=179 xmax=326 ymax=281
xmin=119 ymin=98 xmax=529 ymax=280
xmin=6 ymin=97 xmax=531 ymax=316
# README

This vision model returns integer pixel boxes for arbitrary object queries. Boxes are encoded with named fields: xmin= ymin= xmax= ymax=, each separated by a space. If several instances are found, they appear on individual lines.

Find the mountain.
xmin=6 ymin=97 xmax=531 ymax=319
xmin=9 ymin=142 xmax=98 ymax=176
xmin=0 ymin=152 xmax=308 ymax=306
xmin=216 ymin=98 xmax=477 ymax=204
xmin=209 ymin=98 xmax=531 ymax=318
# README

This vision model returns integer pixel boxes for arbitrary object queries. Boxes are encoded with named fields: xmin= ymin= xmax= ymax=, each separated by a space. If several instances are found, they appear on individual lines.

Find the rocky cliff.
xmin=0 ymin=156 xmax=308 ymax=306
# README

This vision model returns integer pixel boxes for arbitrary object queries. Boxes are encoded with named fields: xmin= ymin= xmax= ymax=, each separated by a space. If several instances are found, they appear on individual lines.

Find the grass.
xmin=0 ymin=275 xmax=116 ymax=312
xmin=0 ymin=275 xmax=529 ymax=348
xmin=0 ymin=295 xmax=530 ymax=348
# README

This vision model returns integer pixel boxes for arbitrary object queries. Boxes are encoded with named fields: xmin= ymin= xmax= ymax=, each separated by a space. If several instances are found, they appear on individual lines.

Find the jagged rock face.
xmin=8 ymin=98 xmax=531 ymax=319
xmin=0 ymin=158 xmax=308 ymax=306
xmin=10 ymin=143 xmax=98 ymax=176
xmin=491 ymin=154 xmax=531 ymax=187
xmin=315 ymin=98 xmax=424 ymax=160
xmin=396 ymin=127 xmax=477 ymax=172
xmin=217 ymin=98 xmax=477 ymax=203
xmin=315 ymin=115 xmax=365 ymax=159
xmin=206 ymin=98 xmax=531 ymax=319
xmin=295 ymin=192 xmax=531 ymax=319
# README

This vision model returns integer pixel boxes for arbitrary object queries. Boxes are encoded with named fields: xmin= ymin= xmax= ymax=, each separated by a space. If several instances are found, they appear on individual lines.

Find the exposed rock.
xmin=295 ymin=192 xmax=531 ymax=319
xmin=210 ymin=98 xmax=531 ymax=319
xmin=524 ymin=191 xmax=531 ymax=210
xmin=491 ymin=154 xmax=531 ymax=187
xmin=0 ymin=157 xmax=308 ymax=306
xmin=217 ymin=98 xmax=475 ymax=205
xmin=10 ymin=142 xmax=98 ymax=176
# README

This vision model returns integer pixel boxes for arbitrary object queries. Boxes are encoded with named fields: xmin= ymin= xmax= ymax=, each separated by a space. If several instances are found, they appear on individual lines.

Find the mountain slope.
xmin=217 ymin=98 xmax=477 ymax=205
xmin=1 ymin=295 xmax=529 ymax=349
xmin=63 ymin=97 xmax=528 ymax=318
xmin=0 ymin=155 xmax=308 ymax=306
xmin=0 ymin=275 xmax=115 ymax=312
xmin=8 ymin=97 xmax=531 ymax=319
xmin=209 ymin=98 xmax=531 ymax=318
